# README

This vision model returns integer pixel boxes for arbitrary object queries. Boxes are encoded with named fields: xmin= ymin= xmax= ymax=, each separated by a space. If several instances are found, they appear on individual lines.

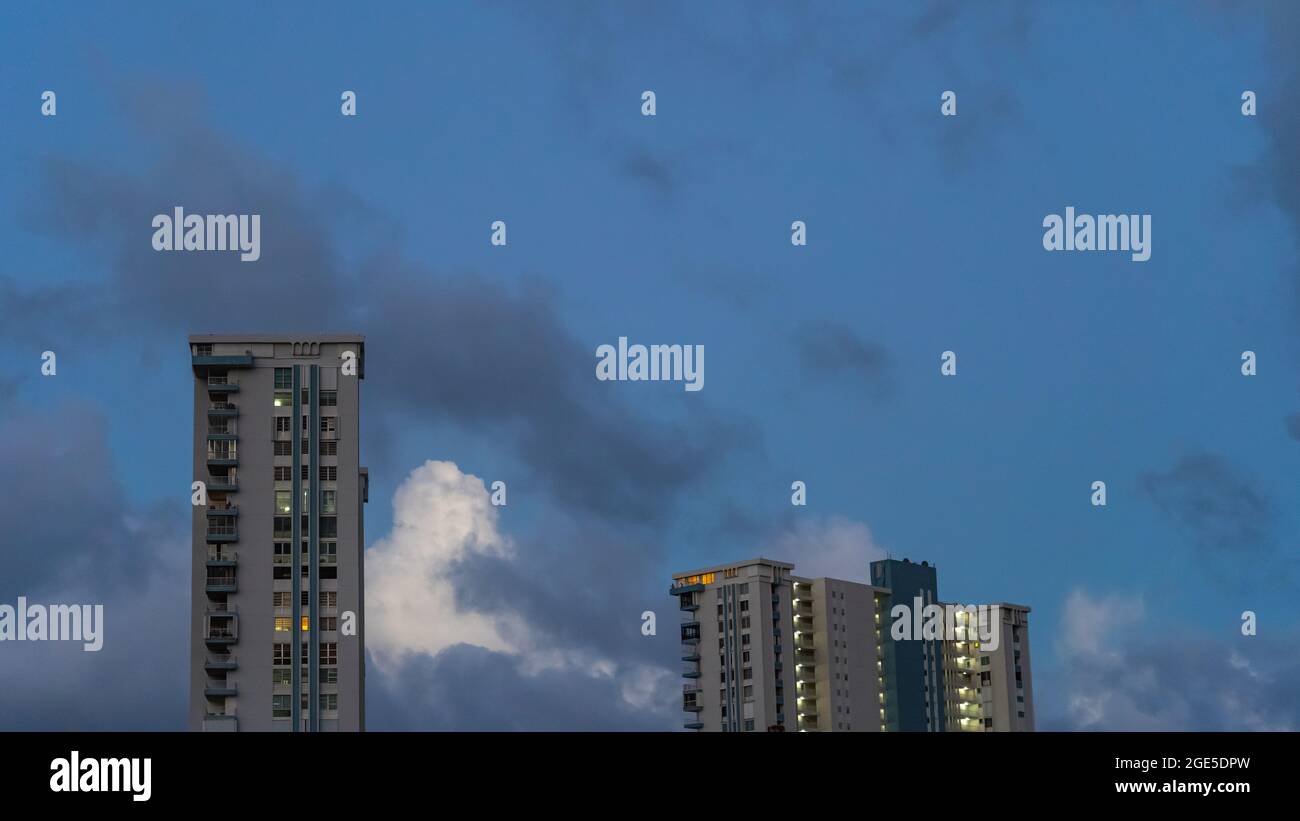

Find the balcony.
xmin=678 ymin=594 xmax=699 ymax=612
xmin=205 ymin=574 xmax=237 ymax=594
xmin=683 ymin=721 xmax=704 ymax=731
xmin=207 ymin=402 xmax=239 ymax=418
xmin=670 ymin=581 xmax=704 ymax=596
xmin=206 ymin=504 xmax=239 ymax=518
xmin=207 ymin=472 xmax=238 ymax=492
xmin=193 ymin=353 xmax=254 ymax=368
xmin=681 ymin=647 xmax=700 ymax=662
xmin=204 ymin=683 xmax=238 ymax=698
xmin=794 ymin=634 xmax=815 ymax=651
xmin=202 ymin=714 xmax=238 ymax=732
xmin=205 ymin=653 xmax=238 ymax=672
xmin=206 ymin=376 xmax=239 ymax=393
xmin=206 ymin=549 xmax=237 ymax=567
xmin=204 ymin=626 xmax=237 ymax=647
xmin=680 ymin=622 xmax=701 ymax=645
xmin=682 ymin=665 xmax=701 ymax=679
xmin=206 ymin=448 xmax=238 ymax=467
xmin=205 ymin=522 xmax=238 ymax=543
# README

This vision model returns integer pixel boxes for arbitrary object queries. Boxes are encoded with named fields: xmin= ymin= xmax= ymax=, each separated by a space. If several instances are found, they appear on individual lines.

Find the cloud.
xmin=763 ymin=515 xmax=887 ymax=581
xmin=0 ymin=401 xmax=189 ymax=730
xmin=795 ymin=323 xmax=893 ymax=399
xmin=363 ymin=459 xmax=679 ymax=729
xmin=365 ymin=460 xmax=521 ymax=671
xmin=1138 ymin=451 xmax=1274 ymax=556
xmin=0 ymin=93 xmax=752 ymax=528
xmin=1285 ymin=412 xmax=1300 ymax=442
xmin=1048 ymin=588 xmax=1300 ymax=731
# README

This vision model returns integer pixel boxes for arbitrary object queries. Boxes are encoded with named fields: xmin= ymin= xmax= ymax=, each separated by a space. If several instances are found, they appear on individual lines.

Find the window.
xmin=320 ymin=542 xmax=337 ymax=565
xmin=273 ymin=592 xmax=291 ymax=608
xmin=272 ymin=695 xmax=291 ymax=718
xmin=273 ymin=391 xmax=292 ymax=407
xmin=320 ymin=417 xmax=337 ymax=435
xmin=273 ymin=516 xmax=292 ymax=537
xmin=740 ymin=600 xmax=749 ymax=612
xmin=741 ymin=633 xmax=750 ymax=646
xmin=320 ymin=466 xmax=337 ymax=481
xmin=321 ymin=440 xmax=337 ymax=456
xmin=742 ymin=667 xmax=752 ymax=680
xmin=319 ymin=693 xmax=338 ymax=712
xmin=275 ymin=416 xmax=292 ymax=433
xmin=741 ymin=616 xmax=751 ymax=629
xmin=273 ymin=543 xmax=291 ymax=565
xmin=274 ymin=466 xmax=292 ymax=481
xmin=322 ymin=668 xmax=337 ymax=684
xmin=273 ymin=643 xmax=291 ymax=665
xmin=274 ymin=441 xmax=292 ymax=457
xmin=320 ymin=517 xmax=337 ymax=538
xmin=321 ymin=490 xmax=336 ymax=514
xmin=320 ymin=390 xmax=337 ymax=406
xmin=321 ymin=643 xmax=337 ymax=665
xmin=275 ymin=491 xmax=292 ymax=514
xmin=320 ymin=616 xmax=337 ymax=632
xmin=320 ymin=591 xmax=337 ymax=608
xmin=302 ymin=465 xmax=310 ymax=481
xmin=275 ymin=368 xmax=293 ymax=389
xmin=195 ymin=344 xmax=213 ymax=356
xmin=274 ymin=617 xmax=292 ymax=632
xmin=272 ymin=669 xmax=290 ymax=685
xmin=744 ymin=719 xmax=755 ymax=731
xmin=743 ymin=685 xmax=753 ymax=698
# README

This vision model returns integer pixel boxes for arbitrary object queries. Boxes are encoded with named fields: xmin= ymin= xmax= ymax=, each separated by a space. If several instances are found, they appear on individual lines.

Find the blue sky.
xmin=1 ymin=1 xmax=1297 ymax=730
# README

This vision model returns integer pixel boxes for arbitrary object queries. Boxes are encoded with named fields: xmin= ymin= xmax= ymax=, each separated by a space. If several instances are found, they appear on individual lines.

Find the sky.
xmin=0 ymin=0 xmax=1298 ymax=731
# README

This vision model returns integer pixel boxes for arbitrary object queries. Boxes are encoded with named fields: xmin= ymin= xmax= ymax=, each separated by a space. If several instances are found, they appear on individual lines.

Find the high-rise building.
xmin=671 ymin=556 xmax=1033 ymax=732
xmin=943 ymin=602 xmax=1034 ymax=732
xmin=789 ymin=576 xmax=889 ymax=732
xmin=670 ymin=558 xmax=797 ymax=732
xmin=189 ymin=335 xmax=367 ymax=732
xmin=871 ymin=558 xmax=946 ymax=732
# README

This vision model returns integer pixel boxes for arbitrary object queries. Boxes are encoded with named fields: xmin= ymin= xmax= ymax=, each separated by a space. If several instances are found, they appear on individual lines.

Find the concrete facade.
xmin=189 ymin=335 xmax=366 ymax=732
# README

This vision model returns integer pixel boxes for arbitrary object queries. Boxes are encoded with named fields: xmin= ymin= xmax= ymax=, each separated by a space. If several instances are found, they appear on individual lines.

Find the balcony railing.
xmin=208 ymin=473 xmax=238 ymax=489
xmin=206 ymin=550 xmax=237 ymax=563
xmin=206 ymin=603 xmax=237 ymax=614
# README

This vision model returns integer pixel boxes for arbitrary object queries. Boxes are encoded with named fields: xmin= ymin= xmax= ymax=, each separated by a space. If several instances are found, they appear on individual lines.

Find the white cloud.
xmin=765 ymin=515 xmax=886 ymax=581
xmin=365 ymin=460 xmax=523 ymax=672
xmin=365 ymin=460 xmax=676 ymax=722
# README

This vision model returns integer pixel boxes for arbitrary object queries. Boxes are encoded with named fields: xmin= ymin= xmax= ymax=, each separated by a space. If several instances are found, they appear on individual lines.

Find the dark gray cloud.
xmin=1138 ymin=451 xmax=1274 ymax=556
xmin=367 ymin=644 xmax=675 ymax=731
xmin=1286 ymin=412 xmax=1300 ymax=441
xmin=446 ymin=513 xmax=678 ymax=671
xmin=0 ymin=401 xmax=162 ymax=597
xmin=1042 ymin=589 xmax=1300 ymax=731
xmin=0 ymin=401 xmax=189 ymax=730
xmin=795 ymin=322 xmax=893 ymax=399
xmin=621 ymin=147 xmax=677 ymax=199
xmin=1 ymin=99 xmax=751 ymax=528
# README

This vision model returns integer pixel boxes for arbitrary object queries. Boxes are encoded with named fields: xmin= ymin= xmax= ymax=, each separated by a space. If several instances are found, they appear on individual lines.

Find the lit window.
xmin=274 ymin=617 xmax=291 ymax=632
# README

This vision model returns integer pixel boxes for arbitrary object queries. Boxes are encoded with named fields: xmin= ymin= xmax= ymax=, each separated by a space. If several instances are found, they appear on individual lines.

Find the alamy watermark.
xmin=152 ymin=207 xmax=261 ymax=261
xmin=596 ymin=336 xmax=704 ymax=392
xmin=0 ymin=597 xmax=103 ymax=651
xmin=889 ymin=598 xmax=1000 ymax=651
xmin=1043 ymin=207 xmax=1151 ymax=262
